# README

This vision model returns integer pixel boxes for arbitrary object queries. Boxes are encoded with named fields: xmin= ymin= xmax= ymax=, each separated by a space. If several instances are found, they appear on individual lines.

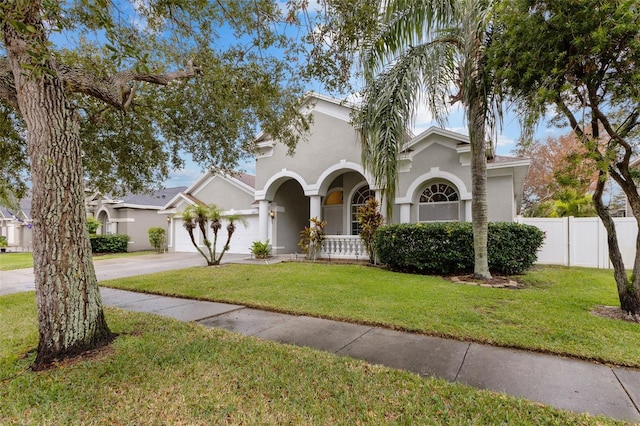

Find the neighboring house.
xmin=164 ymin=93 xmax=530 ymax=257
xmin=86 ymin=186 xmax=187 ymax=251
xmin=0 ymin=194 xmax=33 ymax=250
xmin=624 ymin=157 xmax=640 ymax=218
xmin=160 ymin=173 xmax=258 ymax=254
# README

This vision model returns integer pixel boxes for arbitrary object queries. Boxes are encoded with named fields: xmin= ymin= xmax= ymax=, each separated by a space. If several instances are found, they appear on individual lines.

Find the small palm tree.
xmin=182 ymin=204 xmax=246 ymax=266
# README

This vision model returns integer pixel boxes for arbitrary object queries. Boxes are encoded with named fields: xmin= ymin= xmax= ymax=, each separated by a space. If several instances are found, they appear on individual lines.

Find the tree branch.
xmin=0 ymin=58 xmax=19 ymax=109
xmin=0 ymin=57 xmax=202 ymax=112
xmin=57 ymin=59 xmax=202 ymax=111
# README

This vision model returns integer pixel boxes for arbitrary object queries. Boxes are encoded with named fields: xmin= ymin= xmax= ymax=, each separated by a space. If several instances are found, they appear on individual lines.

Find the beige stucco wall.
xmin=487 ymin=174 xmax=516 ymax=222
xmin=256 ymin=108 xmax=362 ymax=193
xmin=192 ymin=176 xmax=255 ymax=211
xmin=397 ymin=141 xmax=472 ymax=202
xmin=116 ymin=208 xmax=168 ymax=251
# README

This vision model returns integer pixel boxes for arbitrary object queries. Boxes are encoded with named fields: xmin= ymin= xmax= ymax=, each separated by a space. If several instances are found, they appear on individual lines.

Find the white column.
xmin=309 ymin=195 xmax=322 ymax=223
xmin=375 ymin=190 xmax=387 ymax=223
xmin=400 ymin=204 xmax=411 ymax=223
xmin=258 ymin=200 xmax=270 ymax=242
xmin=464 ymin=200 xmax=472 ymax=222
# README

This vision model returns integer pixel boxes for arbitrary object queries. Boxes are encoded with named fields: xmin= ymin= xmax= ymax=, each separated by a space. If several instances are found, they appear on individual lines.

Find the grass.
xmin=102 ymin=263 xmax=640 ymax=367
xmin=0 ymin=292 xmax=620 ymax=425
xmin=0 ymin=250 xmax=156 ymax=271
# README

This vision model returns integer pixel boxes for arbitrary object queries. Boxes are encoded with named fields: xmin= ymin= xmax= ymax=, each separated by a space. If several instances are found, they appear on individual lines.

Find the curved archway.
xmin=397 ymin=168 xmax=471 ymax=204
xmin=258 ymin=170 xmax=308 ymax=201
xmin=315 ymin=161 xmax=372 ymax=197
xmin=95 ymin=208 xmax=112 ymax=235
xmin=348 ymin=184 xmax=375 ymax=235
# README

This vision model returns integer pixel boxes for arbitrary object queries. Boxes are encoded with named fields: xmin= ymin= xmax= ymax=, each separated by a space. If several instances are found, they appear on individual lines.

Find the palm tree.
xmin=356 ymin=0 xmax=500 ymax=279
xmin=182 ymin=204 xmax=246 ymax=266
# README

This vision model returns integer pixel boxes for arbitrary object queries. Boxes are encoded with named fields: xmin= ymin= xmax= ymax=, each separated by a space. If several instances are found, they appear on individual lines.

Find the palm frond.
xmin=358 ymin=40 xmax=457 ymax=218
xmin=362 ymin=0 xmax=457 ymax=80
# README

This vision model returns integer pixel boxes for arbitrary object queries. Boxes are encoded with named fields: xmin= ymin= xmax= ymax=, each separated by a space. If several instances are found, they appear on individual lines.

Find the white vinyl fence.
xmin=516 ymin=217 xmax=638 ymax=269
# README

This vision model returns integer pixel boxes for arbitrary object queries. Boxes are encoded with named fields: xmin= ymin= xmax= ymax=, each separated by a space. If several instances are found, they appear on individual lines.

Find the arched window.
xmin=324 ymin=190 xmax=343 ymax=206
xmin=419 ymin=182 xmax=459 ymax=222
xmin=351 ymin=185 xmax=375 ymax=235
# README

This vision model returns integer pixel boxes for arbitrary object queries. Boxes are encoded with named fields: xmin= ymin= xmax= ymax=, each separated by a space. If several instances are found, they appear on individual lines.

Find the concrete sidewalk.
xmin=101 ymin=287 xmax=640 ymax=423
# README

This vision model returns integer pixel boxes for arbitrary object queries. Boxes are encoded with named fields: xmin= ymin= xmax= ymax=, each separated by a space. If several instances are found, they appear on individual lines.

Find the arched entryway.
xmin=271 ymin=179 xmax=309 ymax=254
xmin=96 ymin=210 xmax=114 ymax=235
xmin=321 ymin=171 xmax=373 ymax=236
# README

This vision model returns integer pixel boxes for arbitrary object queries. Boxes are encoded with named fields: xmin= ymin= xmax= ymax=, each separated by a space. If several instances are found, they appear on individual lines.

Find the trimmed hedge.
xmin=90 ymin=234 xmax=129 ymax=253
xmin=375 ymin=222 xmax=544 ymax=275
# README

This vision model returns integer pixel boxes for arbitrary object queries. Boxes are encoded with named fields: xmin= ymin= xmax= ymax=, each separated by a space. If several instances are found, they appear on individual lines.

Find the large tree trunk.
xmin=468 ymin=100 xmax=492 ymax=280
xmin=593 ymin=175 xmax=640 ymax=314
xmin=3 ymin=7 xmax=113 ymax=369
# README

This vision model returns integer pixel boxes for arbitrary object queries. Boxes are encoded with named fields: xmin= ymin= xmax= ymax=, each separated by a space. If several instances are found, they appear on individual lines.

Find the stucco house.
xmin=159 ymin=173 xmax=258 ymax=254
xmin=162 ymin=93 xmax=530 ymax=257
xmin=0 ymin=194 xmax=33 ymax=250
xmin=86 ymin=186 xmax=186 ymax=251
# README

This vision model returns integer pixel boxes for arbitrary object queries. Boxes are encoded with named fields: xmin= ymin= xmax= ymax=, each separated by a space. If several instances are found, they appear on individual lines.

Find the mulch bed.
xmin=590 ymin=305 xmax=640 ymax=324
xmin=447 ymin=274 xmax=522 ymax=289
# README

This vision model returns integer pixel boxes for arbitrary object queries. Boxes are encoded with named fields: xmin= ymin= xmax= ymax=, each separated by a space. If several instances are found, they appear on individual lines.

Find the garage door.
xmin=172 ymin=215 xmax=259 ymax=254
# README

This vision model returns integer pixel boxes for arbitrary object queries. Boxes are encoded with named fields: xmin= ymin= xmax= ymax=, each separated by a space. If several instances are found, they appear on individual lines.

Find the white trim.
xmin=109 ymin=218 xmax=135 ymax=223
xmin=314 ymin=160 xmax=376 ymax=195
xmin=114 ymin=204 xmax=162 ymax=210
xmin=347 ymin=182 xmax=373 ymax=235
xmin=191 ymin=173 xmax=255 ymax=199
xmin=487 ymin=158 xmax=531 ymax=169
xmin=257 ymin=169 xmax=309 ymax=201
xmin=396 ymin=168 xmax=472 ymax=204
xmin=221 ymin=208 xmax=259 ymax=216
xmin=407 ymin=126 xmax=470 ymax=148
xmin=162 ymin=191 xmax=197 ymax=211
xmin=95 ymin=206 xmax=112 ymax=221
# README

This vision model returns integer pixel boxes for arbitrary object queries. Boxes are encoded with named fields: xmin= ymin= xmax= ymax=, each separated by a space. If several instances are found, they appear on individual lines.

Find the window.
xmin=419 ymin=183 xmax=459 ymax=222
xmin=325 ymin=190 xmax=343 ymax=205
xmin=351 ymin=186 xmax=375 ymax=235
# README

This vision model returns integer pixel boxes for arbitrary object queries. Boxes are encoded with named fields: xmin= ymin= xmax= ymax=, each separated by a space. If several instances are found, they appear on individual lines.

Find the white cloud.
xmin=165 ymin=167 xmax=203 ymax=188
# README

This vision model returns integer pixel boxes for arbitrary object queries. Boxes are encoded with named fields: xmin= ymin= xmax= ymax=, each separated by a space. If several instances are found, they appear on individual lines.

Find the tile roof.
xmin=0 ymin=193 xmax=32 ymax=221
xmin=118 ymin=186 xmax=188 ymax=207
xmin=234 ymin=173 xmax=255 ymax=188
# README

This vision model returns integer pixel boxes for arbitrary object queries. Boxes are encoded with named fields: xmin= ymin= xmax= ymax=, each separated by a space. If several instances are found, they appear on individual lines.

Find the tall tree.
xmin=323 ymin=0 xmax=501 ymax=279
xmin=0 ymin=0 xmax=310 ymax=368
xmin=514 ymin=133 xmax=597 ymax=215
xmin=489 ymin=0 xmax=640 ymax=314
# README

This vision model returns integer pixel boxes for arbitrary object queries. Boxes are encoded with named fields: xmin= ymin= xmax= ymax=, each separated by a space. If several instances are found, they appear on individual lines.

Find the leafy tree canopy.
xmin=0 ymin=0 xmax=315 ymax=199
xmin=488 ymin=0 xmax=640 ymax=313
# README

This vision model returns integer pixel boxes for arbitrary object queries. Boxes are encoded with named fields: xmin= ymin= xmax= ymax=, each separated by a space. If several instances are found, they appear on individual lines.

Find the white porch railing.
xmin=320 ymin=235 xmax=366 ymax=260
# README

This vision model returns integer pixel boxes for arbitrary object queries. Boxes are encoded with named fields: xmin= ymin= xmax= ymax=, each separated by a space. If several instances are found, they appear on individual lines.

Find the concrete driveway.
xmin=0 ymin=252 xmax=249 ymax=296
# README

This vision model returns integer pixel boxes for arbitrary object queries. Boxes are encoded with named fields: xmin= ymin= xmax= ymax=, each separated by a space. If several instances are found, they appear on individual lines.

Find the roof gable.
xmin=161 ymin=171 xmax=255 ymax=211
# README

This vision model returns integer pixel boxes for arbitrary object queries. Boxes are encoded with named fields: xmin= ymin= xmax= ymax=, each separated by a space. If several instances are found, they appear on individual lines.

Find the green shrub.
xmin=487 ymin=222 xmax=545 ymax=275
xmin=251 ymin=240 xmax=271 ymax=259
xmin=148 ymin=227 xmax=166 ymax=253
xmin=0 ymin=235 xmax=7 ymax=247
xmin=356 ymin=198 xmax=384 ymax=264
xmin=90 ymin=234 xmax=129 ymax=253
xmin=86 ymin=216 xmax=101 ymax=234
xmin=375 ymin=222 xmax=544 ymax=275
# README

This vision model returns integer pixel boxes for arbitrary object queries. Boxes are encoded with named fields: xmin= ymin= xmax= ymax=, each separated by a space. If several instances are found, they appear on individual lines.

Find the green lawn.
xmin=0 ymin=250 xmax=157 ymax=271
xmin=103 ymin=263 xmax=640 ymax=367
xmin=0 ymin=292 xmax=619 ymax=425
